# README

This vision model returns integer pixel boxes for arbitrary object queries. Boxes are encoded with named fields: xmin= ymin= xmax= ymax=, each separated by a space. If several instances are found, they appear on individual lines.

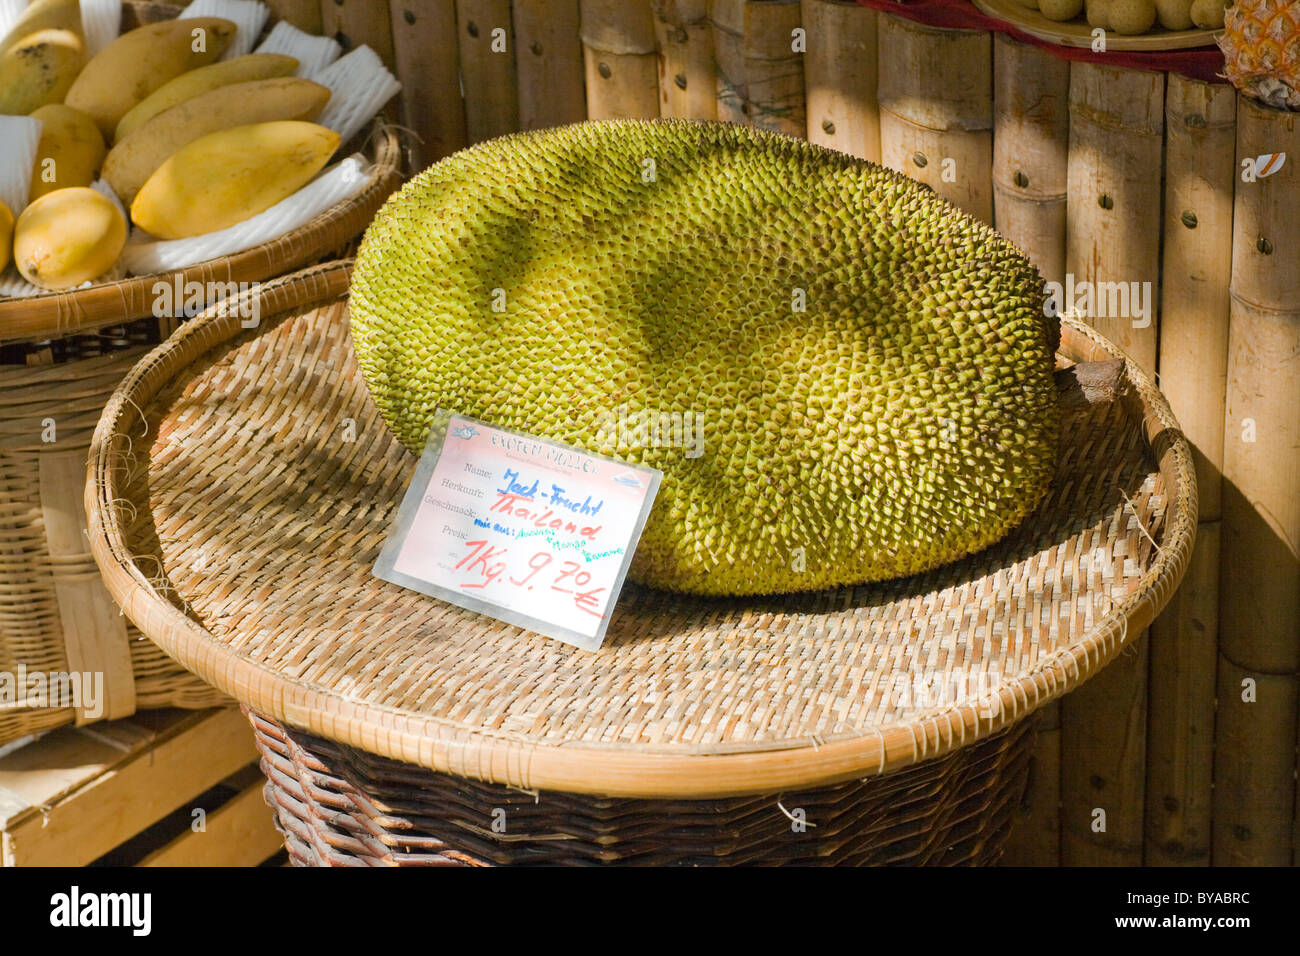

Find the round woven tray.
xmin=972 ymin=0 xmax=1220 ymax=51
xmin=86 ymin=261 xmax=1196 ymax=862
xmin=0 ymin=1 xmax=404 ymax=344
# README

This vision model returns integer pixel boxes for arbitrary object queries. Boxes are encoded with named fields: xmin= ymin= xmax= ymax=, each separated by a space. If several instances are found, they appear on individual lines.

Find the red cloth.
xmin=855 ymin=0 xmax=1228 ymax=83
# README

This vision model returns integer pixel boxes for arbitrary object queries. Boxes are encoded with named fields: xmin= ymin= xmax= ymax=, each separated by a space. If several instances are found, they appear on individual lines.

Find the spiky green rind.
xmin=350 ymin=119 xmax=1059 ymax=596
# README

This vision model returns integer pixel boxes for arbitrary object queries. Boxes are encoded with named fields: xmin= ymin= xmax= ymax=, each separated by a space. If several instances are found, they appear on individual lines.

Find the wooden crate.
xmin=0 ymin=707 xmax=283 ymax=867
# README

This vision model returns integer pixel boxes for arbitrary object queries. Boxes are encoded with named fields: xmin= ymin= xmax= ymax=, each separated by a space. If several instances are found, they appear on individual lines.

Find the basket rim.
xmin=0 ymin=124 xmax=402 ymax=346
xmin=86 ymin=261 xmax=1199 ymax=798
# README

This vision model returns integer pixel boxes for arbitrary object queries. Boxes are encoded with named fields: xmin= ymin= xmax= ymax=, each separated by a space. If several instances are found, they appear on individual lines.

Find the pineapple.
xmin=1218 ymin=0 xmax=1300 ymax=110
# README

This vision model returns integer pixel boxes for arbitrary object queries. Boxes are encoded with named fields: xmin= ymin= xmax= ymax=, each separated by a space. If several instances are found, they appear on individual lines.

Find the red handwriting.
xmin=455 ymin=541 xmax=606 ymax=618
xmin=489 ymin=493 xmax=602 ymax=541
xmin=454 ymin=540 xmax=508 ymax=588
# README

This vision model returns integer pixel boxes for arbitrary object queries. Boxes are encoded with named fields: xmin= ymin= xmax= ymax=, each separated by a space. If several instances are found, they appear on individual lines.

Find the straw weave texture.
xmin=87 ymin=261 xmax=1197 ymax=799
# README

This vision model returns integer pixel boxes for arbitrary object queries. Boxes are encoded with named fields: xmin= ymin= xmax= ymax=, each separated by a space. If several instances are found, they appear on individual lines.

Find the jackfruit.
xmin=349 ymin=119 xmax=1060 ymax=597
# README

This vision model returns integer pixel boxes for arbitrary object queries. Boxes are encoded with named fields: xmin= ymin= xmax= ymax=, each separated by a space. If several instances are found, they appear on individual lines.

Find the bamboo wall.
xmin=322 ymin=0 xmax=1296 ymax=866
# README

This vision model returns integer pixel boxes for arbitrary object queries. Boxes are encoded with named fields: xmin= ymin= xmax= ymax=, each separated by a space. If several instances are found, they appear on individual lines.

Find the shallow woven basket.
xmin=0 ymin=1 xmax=404 ymax=342
xmin=86 ymin=262 xmax=1197 ymax=865
xmin=0 ymin=1 xmax=403 ymax=743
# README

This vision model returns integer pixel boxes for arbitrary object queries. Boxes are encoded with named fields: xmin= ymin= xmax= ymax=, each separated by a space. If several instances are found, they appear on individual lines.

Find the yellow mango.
xmin=103 ymin=77 xmax=331 ymax=204
xmin=132 ymin=121 xmax=339 ymax=240
xmin=0 ymin=0 xmax=81 ymax=55
xmin=29 ymin=105 xmax=107 ymax=203
xmin=114 ymin=52 xmax=301 ymax=143
xmin=64 ymin=17 xmax=237 ymax=138
xmin=14 ymin=188 xmax=127 ymax=290
xmin=0 ymin=28 xmax=83 ymax=115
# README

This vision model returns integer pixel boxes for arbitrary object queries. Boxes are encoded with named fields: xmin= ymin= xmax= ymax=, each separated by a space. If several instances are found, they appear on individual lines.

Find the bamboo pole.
xmin=801 ymin=0 xmax=878 ymax=161
xmin=456 ymin=0 xmax=520 ymax=142
xmin=580 ymin=0 xmax=659 ymax=119
xmin=1059 ymin=67 xmax=1165 ymax=868
xmin=1145 ymin=76 xmax=1235 ymax=867
xmin=390 ymin=0 xmax=467 ymax=169
xmin=1065 ymin=63 xmax=1164 ymax=377
xmin=1216 ymin=94 xmax=1300 ymax=868
xmin=1060 ymin=637 xmax=1149 ymax=865
xmin=710 ymin=0 xmax=748 ymax=124
xmin=1213 ymin=658 xmax=1298 ymax=866
xmin=992 ymin=34 xmax=1068 ymax=286
xmin=737 ymin=0 xmax=803 ymax=137
xmin=266 ymin=0 xmax=322 ymax=33
xmin=319 ymin=0 xmax=395 ymax=66
xmin=1000 ymin=699 xmax=1060 ymax=866
xmin=1157 ymin=78 xmax=1235 ymax=524
xmin=1147 ymin=523 xmax=1220 ymax=864
xmin=512 ymin=0 xmax=586 ymax=131
xmin=876 ymin=15 xmax=993 ymax=223
xmin=652 ymin=0 xmax=716 ymax=121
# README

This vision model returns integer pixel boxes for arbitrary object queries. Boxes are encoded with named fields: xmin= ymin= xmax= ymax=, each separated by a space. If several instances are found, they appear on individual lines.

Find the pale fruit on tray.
xmin=974 ymin=0 xmax=1222 ymax=46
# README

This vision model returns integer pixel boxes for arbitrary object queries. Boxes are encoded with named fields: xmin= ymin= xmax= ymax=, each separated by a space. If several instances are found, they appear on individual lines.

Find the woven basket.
xmin=248 ymin=708 xmax=1037 ymax=865
xmin=0 ymin=327 xmax=229 ymax=744
xmin=0 ymin=1 xmax=405 ymax=343
xmin=0 ymin=4 xmax=403 ymax=743
xmin=86 ymin=261 xmax=1197 ymax=865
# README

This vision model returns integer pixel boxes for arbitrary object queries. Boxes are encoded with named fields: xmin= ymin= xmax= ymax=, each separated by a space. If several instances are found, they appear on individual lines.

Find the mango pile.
xmin=0 ymin=1 xmax=343 ymax=290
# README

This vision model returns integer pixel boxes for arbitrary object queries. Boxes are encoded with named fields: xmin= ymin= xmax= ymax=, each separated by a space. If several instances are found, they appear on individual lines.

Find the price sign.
xmin=374 ymin=409 xmax=662 ymax=651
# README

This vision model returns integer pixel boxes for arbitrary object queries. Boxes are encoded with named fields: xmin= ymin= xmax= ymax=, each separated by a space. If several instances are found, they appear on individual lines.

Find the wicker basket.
xmin=0 ymin=1 xmax=405 ymax=342
xmin=0 ymin=324 xmax=230 ymax=744
xmin=0 ymin=6 xmax=403 ymax=745
xmin=86 ymin=262 xmax=1196 ymax=865
xmin=248 ymin=708 xmax=1037 ymax=865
